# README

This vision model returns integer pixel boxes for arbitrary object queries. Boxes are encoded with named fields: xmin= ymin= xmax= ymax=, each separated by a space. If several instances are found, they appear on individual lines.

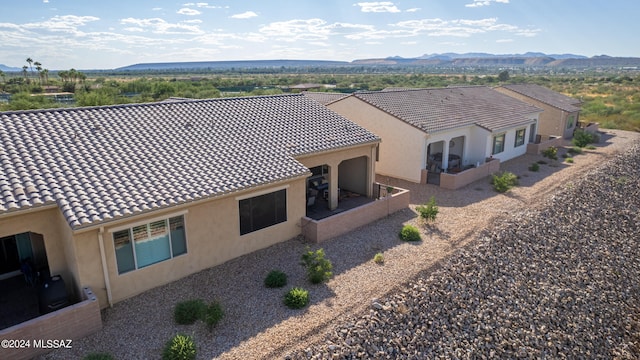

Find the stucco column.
xmin=442 ymin=138 xmax=450 ymax=172
xmin=328 ymin=162 xmax=339 ymax=210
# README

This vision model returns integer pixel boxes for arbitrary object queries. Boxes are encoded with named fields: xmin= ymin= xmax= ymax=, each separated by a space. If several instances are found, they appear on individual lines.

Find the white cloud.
xmin=355 ymin=2 xmax=401 ymax=13
xmin=466 ymin=0 xmax=509 ymax=8
xmin=177 ymin=8 xmax=201 ymax=16
xmin=183 ymin=2 xmax=228 ymax=9
xmin=259 ymin=19 xmax=331 ymax=41
xmin=406 ymin=8 xmax=421 ymax=13
xmin=391 ymin=17 xmax=535 ymax=39
xmin=120 ymin=17 xmax=204 ymax=35
xmin=496 ymin=38 xmax=513 ymax=43
xmin=231 ymin=11 xmax=258 ymax=19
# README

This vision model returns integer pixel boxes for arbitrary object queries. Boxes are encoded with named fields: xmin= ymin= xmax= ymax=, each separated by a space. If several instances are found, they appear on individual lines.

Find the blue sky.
xmin=0 ymin=0 xmax=637 ymax=70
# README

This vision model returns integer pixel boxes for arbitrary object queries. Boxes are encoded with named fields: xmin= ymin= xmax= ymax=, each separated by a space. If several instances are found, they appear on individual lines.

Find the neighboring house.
xmin=495 ymin=84 xmax=582 ymax=139
xmin=0 ymin=94 xmax=380 ymax=309
xmin=303 ymin=91 xmax=350 ymax=105
xmin=322 ymin=86 xmax=542 ymax=184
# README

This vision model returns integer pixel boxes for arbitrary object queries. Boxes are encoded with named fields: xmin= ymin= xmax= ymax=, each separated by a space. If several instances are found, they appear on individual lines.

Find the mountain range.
xmin=1 ymin=53 xmax=639 ymax=72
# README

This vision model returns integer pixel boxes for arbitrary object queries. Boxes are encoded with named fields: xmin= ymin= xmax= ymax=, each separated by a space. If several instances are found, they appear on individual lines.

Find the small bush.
xmin=572 ymin=129 xmax=598 ymax=147
xmin=373 ymin=253 xmax=384 ymax=264
xmin=284 ymin=287 xmax=310 ymax=309
xmin=203 ymin=301 xmax=224 ymax=331
xmin=586 ymin=145 xmax=597 ymax=150
xmin=174 ymin=299 xmax=205 ymax=325
xmin=415 ymin=196 xmax=438 ymax=222
xmin=264 ymin=270 xmax=287 ymax=288
xmin=542 ymin=146 xmax=558 ymax=160
xmin=492 ymin=171 xmax=518 ymax=193
xmin=399 ymin=224 xmax=421 ymax=242
xmin=568 ymin=146 xmax=582 ymax=155
xmin=84 ymin=353 xmax=114 ymax=360
xmin=537 ymin=160 xmax=548 ymax=165
xmin=301 ymin=247 xmax=333 ymax=284
xmin=565 ymin=158 xmax=574 ymax=163
xmin=528 ymin=162 xmax=540 ymax=171
xmin=163 ymin=334 xmax=196 ymax=360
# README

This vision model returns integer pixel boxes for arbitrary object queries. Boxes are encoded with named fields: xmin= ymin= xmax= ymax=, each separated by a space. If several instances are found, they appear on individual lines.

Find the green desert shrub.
xmin=162 ymin=334 xmax=196 ymax=360
xmin=301 ymin=247 xmax=333 ymax=284
xmin=373 ymin=253 xmax=384 ymax=264
xmin=572 ymin=129 xmax=599 ymax=147
xmin=542 ymin=146 xmax=558 ymax=160
xmin=492 ymin=171 xmax=518 ymax=193
xmin=528 ymin=162 xmax=540 ymax=171
xmin=284 ymin=287 xmax=310 ymax=309
xmin=415 ymin=196 xmax=438 ymax=222
xmin=203 ymin=301 xmax=224 ymax=331
xmin=174 ymin=299 xmax=205 ymax=325
xmin=264 ymin=270 xmax=288 ymax=288
xmin=586 ymin=144 xmax=597 ymax=150
xmin=566 ymin=158 xmax=574 ymax=163
xmin=399 ymin=224 xmax=421 ymax=242
xmin=84 ymin=353 xmax=114 ymax=360
xmin=568 ymin=146 xmax=583 ymax=155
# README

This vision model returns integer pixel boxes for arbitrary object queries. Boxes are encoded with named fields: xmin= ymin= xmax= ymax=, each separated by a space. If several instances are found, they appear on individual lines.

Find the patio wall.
xmin=439 ymin=159 xmax=501 ymax=190
xmin=526 ymin=136 xmax=563 ymax=155
xmin=0 ymin=287 xmax=102 ymax=360
xmin=301 ymin=187 xmax=410 ymax=243
xmin=578 ymin=121 xmax=600 ymax=136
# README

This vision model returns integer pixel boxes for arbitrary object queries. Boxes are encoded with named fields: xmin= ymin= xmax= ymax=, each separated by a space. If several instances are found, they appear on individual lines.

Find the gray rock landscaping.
xmin=288 ymin=144 xmax=640 ymax=359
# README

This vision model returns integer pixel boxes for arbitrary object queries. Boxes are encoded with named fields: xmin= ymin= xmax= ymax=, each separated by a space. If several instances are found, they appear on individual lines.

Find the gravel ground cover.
xmin=288 ymin=141 xmax=640 ymax=359
xmin=40 ymin=130 xmax=640 ymax=360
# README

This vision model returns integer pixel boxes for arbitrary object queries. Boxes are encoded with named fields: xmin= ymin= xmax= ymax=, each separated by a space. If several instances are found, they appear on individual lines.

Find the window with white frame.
xmin=239 ymin=189 xmax=287 ymax=235
xmin=514 ymin=128 xmax=526 ymax=147
xmin=113 ymin=215 xmax=186 ymax=274
xmin=492 ymin=133 xmax=505 ymax=155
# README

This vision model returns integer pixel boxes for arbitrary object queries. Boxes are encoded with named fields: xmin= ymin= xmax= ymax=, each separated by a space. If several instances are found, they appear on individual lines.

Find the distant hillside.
xmin=116 ymin=59 xmax=351 ymax=71
xmin=0 ymin=64 xmax=21 ymax=72
xmin=352 ymin=53 xmax=640 ymax=68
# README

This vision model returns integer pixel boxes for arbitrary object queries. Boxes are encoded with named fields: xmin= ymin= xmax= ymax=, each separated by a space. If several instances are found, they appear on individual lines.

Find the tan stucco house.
xmin=495 ymin=84 xmax=582 ymax=139
xmin=0 ymin=94 xmax=380 ymax=309
xmin=312 ymin=87 xmax=542 ymax=184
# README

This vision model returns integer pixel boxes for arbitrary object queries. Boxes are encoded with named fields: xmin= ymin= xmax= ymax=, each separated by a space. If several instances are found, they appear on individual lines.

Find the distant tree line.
xmin=1 ymin=66 xmax=638 ymax=131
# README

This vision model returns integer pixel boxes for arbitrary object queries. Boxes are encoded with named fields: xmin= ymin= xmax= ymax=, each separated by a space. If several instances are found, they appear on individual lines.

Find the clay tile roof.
xmin=353 ymin=86 xmax=542 ymax=133
xmin=499 ymin=84 xmax=582 ymax=113
xmin=0 ymin=94 xmax=379 ymax=229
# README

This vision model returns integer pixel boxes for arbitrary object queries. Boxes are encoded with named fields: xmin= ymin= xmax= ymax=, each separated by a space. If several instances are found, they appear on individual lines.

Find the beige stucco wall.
xmin=328 ymin=97 xmax=426 ymax=183
xmin=484 ymin=122 xmax=536 ymax=164
xmin=75 ymin=177 xmax=307 ymax=306
xmin=494 ymin=88 xmax=578 ymax=139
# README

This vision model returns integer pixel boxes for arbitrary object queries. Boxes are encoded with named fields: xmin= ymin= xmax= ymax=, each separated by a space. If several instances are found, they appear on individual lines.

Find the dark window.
xmin=492 ymin=133 xmax=505 ymax=155
xmin=514 ymin=128 xmax=526 ymax=147
xmin=239 ymin=189 xmax=287 ymax=235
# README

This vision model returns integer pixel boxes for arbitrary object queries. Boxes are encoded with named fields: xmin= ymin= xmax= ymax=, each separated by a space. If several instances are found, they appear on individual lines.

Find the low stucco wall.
xmin=301 ymin=188 xmax=410 ymax=243
xmin=526 ymin=136 xmax=563 ymax=155
xmin=0 ymin=287 xmax=102 ymax=360
xmin=439 ymin=160 xmax=501 ymax=190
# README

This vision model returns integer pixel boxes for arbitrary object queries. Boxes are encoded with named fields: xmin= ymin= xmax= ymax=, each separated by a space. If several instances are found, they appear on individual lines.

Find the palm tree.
xmin=22 ymin=65 xmax=28 ymax=83
xmin=34 ymin=61 xmax=43 ymax=85
xmin=42 ymin=69 xmax=49 ymax=85
xmin=26 ymin=57 xmax=34 ymax=79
